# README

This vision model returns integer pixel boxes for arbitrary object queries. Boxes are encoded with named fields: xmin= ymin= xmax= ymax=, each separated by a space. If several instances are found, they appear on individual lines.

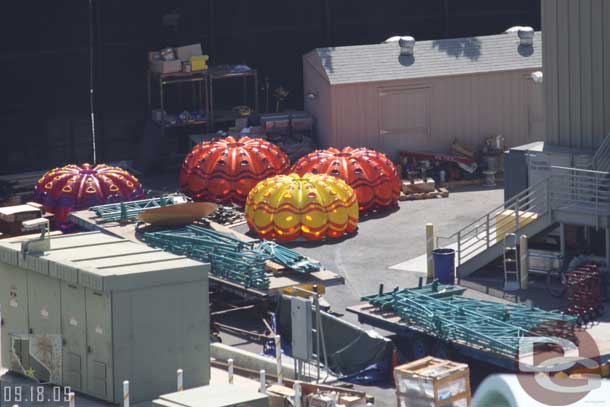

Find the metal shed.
xmin=0 ymin=231 xmax=210 ymax=404
xmin=303 ymin=32 xmax=544 ymax=158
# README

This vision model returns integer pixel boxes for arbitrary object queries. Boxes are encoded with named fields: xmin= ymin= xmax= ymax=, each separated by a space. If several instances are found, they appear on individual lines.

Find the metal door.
xmin=0 ymin=265 xmax=29 ymax=370
xmin=378 ymin=86 xmax=431 ymax=158
xmin=85 ymin=289 xmax=113 ymax=401
xmin=61 ymin=282 xmax=87 ymax=391
xmin=27 ymin=272 xmax=61 ymax=336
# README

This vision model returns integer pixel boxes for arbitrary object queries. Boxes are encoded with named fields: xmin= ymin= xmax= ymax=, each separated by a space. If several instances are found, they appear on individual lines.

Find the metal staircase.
xmin=592 ymin=132 xmax=610 ymax=173
xmin=438 ymin=165 xmax=610 ymax=278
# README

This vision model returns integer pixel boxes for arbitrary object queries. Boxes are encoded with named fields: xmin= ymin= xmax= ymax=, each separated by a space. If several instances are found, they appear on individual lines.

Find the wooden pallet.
xmin=399 ymin=187 xmax=449 ymax=201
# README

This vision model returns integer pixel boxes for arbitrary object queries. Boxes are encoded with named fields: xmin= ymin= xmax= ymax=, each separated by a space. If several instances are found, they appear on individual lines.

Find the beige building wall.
xmin=542 ymin=0 xmax=610 ymax=149
xmin=303 ymin=52 xmax=334 ymax=148
xmin=304 ymin=66 xmax=544 ymax=158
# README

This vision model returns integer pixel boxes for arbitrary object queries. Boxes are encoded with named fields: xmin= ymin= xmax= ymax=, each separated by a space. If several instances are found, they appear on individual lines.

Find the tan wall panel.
xmin=329 ymin=70 xmax=543 ymax=156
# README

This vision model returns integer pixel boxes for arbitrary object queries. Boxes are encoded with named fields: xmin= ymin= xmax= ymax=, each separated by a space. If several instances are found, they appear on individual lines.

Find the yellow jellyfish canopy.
xmin=245 ymin=173 xmax=359 ymax=241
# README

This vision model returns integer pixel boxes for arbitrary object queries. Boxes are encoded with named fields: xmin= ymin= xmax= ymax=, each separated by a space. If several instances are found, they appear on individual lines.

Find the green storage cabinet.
xmin=0 ymin=232 xmax=211 ymax=404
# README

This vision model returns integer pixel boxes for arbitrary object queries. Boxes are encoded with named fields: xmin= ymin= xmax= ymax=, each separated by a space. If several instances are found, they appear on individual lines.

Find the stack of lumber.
xmin=0 ymin=170 xmax=45 ymax=205
xmin=400 ymin=178 xmax=449 ymax=201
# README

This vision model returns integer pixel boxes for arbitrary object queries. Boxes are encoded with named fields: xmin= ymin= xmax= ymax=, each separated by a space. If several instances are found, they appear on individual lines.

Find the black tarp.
xmin=275 ymin=296 xmax=394 ymax=379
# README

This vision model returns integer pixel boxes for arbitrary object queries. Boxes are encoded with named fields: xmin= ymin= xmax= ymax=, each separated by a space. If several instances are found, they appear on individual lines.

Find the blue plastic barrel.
xmin=433 ymin=248 xmax=455 ymax=284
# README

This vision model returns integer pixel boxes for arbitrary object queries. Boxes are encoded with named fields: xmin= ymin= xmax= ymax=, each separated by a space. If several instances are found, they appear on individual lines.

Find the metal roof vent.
xmin=518 ymin=27 xmax=534 ymax=46
xmin=398 ymin=36 xmax=415 ymax=56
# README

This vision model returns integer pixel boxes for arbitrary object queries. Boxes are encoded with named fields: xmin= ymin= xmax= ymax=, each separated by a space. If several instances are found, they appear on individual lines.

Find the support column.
xmin=560 ymin=223 xmax=566 ymax=258
xmin=426 ymin=223 xmax=435 ymax=282
xmin=520 ymin=235 xmax=529 ymax=290
xmin=606 ymin=225 xmax=610 ymax=268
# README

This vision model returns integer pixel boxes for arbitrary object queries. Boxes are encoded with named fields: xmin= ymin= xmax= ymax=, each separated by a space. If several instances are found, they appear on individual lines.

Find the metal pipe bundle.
xmin=141 ymin=226 xmax=270 ymax=289
xmin=141 ymin=225 xmax=324 ymax=289
xmin=255 ymin=241 xmax=322 ymax=273
xmin=363 ymin=283 xmax=577 ymax=359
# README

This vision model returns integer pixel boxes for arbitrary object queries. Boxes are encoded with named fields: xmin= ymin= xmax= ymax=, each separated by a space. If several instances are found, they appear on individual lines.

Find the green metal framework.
xmin=141 ymin=225 xmax=322 ymax=290
xmin=362 ymin=283 xmax=577 ymax=359
xmin=89 ymin=195 xmax=185 ymax=222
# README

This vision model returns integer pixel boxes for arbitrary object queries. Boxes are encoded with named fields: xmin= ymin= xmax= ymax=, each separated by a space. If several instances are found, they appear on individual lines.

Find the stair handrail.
xmin=436 ymin=178 xmax=550 ymax=248
xmin=592 ymin=132 xmax=610 ymax=172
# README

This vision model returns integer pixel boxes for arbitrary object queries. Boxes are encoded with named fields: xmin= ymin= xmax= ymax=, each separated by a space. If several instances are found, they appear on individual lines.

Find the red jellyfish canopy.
xmin=292 ymin=147 xmax=401 ymax=213
xmin=34 ymin=163 xmax=145 ymax=225
xmin=180 ymin=136 xmax=290 ymax=205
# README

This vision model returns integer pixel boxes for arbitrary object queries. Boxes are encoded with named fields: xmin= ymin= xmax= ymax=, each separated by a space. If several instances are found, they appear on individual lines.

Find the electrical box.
xmin=290 ymin=297 xmax=313 ymax=360
xmin=0 ymin=231 xmax=211 ymax=404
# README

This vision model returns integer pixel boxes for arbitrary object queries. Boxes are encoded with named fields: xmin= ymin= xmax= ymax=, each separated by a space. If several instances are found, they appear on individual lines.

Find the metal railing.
xmin=437 ymin=166 xmax=610 ymax=267
xmin=550 ymin=166 xmax=610 ymax=222
xmin=593 ymin=132 xmax=610 ymax=173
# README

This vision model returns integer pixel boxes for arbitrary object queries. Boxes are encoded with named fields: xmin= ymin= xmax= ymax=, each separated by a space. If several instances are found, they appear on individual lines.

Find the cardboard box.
xmin=175 ymin=43 xmax=202 ymax=61
xmin=190 ymin=55 xmax=209 ymax=71
xmin=151 ymin=59 xmax=182 ymax=74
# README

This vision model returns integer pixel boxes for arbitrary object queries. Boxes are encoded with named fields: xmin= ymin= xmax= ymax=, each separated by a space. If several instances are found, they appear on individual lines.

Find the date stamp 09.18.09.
xmin=1 ymin=383 xmax=73 ymax=406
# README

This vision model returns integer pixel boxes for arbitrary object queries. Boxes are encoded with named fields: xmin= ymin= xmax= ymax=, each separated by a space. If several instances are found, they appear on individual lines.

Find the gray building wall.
xmin=542 ymin=0 xmax=610 ymax=149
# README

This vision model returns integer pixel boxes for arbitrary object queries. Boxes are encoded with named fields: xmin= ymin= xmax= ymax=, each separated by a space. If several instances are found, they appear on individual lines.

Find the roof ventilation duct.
xmin=518 ymin=27 xmax=534 ymax=46
xmin=398 ymin=36 xmax=415 ymax=56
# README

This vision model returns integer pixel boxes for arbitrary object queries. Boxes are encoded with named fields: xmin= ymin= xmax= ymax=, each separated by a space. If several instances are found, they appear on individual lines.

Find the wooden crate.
xmin=394 ymin=356 xmax=471 ymax=407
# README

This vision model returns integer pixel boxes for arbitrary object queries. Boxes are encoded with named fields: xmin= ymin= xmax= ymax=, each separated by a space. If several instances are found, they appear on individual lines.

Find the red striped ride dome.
xmin=292 ymin=147 xmax=400 ymax=213
xmin=180 ymin=136 xmax=290 ymax=205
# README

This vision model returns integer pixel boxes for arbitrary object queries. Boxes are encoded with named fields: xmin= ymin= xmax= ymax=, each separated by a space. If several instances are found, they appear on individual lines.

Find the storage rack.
xmin=147 ymin=70 xmax=211 ymax=138
xmin=207 ymin=65 xmax=259 ymax=130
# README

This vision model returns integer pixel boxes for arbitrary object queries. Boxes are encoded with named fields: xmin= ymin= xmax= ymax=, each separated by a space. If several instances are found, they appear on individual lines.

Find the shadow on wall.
xmin=432 ymin=37 xmax=481 ymax=61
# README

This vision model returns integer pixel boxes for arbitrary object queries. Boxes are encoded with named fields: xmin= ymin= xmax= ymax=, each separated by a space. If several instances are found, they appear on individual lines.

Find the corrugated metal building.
xmin=303 ymin=32 xmax=544 ymax=158
xmin=542 ymin=0 xmax=610 ymax=149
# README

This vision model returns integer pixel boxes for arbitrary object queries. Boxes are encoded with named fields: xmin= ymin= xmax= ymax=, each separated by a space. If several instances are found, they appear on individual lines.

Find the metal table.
xmin=207 ymin=65 xmax=258 ymax=130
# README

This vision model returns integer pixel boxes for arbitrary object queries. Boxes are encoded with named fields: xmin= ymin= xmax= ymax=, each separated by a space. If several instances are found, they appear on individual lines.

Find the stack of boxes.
xmin=150 ymin=43 xmax=209 ymax=74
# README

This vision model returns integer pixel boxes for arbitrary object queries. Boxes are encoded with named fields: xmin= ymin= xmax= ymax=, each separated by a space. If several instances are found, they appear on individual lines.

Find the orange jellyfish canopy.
xmin=292 ymin=147 xmax=401 ymax=213
xmin=34 ymin=163 xmax=145 ymax=225
xmin=180 ymin=136 xmax=290 ymax=205
xmin=245 ymin=173 xmax=359 ymax=241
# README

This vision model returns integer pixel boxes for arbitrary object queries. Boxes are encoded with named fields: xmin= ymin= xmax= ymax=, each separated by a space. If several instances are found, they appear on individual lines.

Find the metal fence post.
xmin=259 ymin=369 xmax=266 ymax=393
xmin=228 ymin=359 xmax=234 ymax=384
xmin=177 ymin=369 xmax=184 ymax=391
xmin=123 ymin=380 xmax=130 ymax=407
xmin=275 ymin=335 xmax=283 ymax=385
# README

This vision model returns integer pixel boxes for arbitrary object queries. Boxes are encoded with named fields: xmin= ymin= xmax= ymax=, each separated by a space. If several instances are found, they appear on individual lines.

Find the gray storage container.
xmin=0 ymin=231 xmax=210 ymax=404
